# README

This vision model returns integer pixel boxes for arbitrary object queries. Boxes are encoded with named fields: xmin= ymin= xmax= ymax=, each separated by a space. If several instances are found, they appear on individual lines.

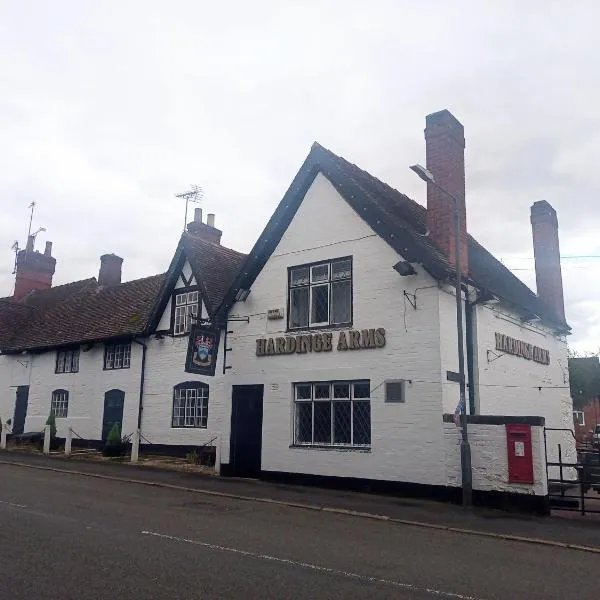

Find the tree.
xmin=568 ymin=354 xmax=600 ymax=410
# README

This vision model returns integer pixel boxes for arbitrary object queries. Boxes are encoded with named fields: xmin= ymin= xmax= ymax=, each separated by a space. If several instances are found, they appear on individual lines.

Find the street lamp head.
xmin=410 ymin=164 xmax=436 ymax=184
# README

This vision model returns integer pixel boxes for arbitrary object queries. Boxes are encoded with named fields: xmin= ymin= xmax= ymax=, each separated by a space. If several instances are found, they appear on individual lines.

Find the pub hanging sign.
xmin=185 ymin=325 xmax=221 ymax=376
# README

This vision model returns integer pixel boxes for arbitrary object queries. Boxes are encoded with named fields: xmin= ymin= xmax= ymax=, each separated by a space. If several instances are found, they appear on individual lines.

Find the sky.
xmin=1 ymin=0 xmax=599 ymax=351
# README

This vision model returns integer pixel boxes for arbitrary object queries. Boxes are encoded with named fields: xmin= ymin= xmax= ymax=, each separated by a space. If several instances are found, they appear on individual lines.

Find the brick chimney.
xmin=13 ymin=235 xmax=56 ymax=301
xmin=531 ymin=200 xmax=565 ymax=322
xmin=424 ymin=110 xmax=468 ymax=275
xmin=98 ymin=253 xmax=123 ymax=286
xmin=187 ymin=207 xmax=222 ymax=244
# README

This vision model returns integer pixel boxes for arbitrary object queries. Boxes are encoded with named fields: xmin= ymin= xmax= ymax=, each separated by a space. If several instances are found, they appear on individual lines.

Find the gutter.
xmin=132 ymin=339 xmax=147 ymax=430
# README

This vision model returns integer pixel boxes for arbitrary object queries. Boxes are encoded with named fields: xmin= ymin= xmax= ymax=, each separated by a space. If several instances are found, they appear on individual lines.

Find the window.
xmin=172 ymin=382 xmax=209 ymax=428
xmin=294 ymin=381 xmax=370 ymax=447
xmin=288 ymin=258 xmax=352 ymax=330
xmin=104 ymin=342 xmax=131 ymax=370
xmin=385 ymin=380 xmax=406 ymax=403
xmin=573 ymin=411 xmax=585 ymax=426
xmin=55 ymin=348 xmax=79 ymax=374
xmin=173 ymin=290 xmax=199 ymax=335
xmin=51 ymin=389 xmax=69 ymax=418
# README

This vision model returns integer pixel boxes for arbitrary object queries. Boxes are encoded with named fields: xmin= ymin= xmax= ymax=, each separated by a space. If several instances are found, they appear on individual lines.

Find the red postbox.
xmin=506 ymin=423 xmax=534 ymax=484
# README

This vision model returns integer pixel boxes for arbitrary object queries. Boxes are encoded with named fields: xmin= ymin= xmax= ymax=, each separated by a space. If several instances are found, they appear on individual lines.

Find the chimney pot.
xmin=25 ymin=235 xmax=34 ymax=252
xmin=44 ymin=241 xmax=52 ymax=256
xmin=98 ymin=253 xmax=123 ymax=286
xmin=207 ymin=213 xmax=215 ymax=228
xmin=13 ymin=243 xmax=56 ymax=300
xmin=424 ymin=109 xmax=468 ymax=275
xmin=531 ymin=200 xmax=565 ymax=323
xmin=194 ymin=207 xmax=202 ymax=223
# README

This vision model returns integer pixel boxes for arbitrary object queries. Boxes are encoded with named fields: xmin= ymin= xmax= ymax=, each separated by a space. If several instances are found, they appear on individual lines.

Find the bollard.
xmin=65 ymin=427 xmax=73 ymax=457
xmin=0 ymin=427 xmax=7 ymax=450
xmin=214 ymin=433 xmax=221 ymax=476
xmin=43 ymin=424 xmax=51 ymax=455
xmin=130 ymin=429 xmax=140 ymax=463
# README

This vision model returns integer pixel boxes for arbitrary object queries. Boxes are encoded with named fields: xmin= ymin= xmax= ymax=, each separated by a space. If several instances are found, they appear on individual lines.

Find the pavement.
xmin=0 ymin=455 xmax=599 ymax=599
xmin=2 ymin=451 xmax=600 ymax=551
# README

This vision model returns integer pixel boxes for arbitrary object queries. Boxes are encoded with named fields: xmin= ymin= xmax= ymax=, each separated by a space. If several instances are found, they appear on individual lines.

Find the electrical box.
xmin=506 ymin=423 xmax=534 ymax=484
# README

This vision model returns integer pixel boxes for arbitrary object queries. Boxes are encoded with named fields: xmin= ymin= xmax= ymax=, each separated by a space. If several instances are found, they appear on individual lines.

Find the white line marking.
xmin=0 ymin=499 xmax=27 ymax=508
xmin=141 ymin=530 xmax=484 ymax=600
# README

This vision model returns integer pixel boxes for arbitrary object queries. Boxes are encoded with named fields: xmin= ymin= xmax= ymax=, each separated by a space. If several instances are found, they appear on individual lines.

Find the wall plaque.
xmin=256 ymin=328 xmax=386 ymax=356
xmin=495 ymin=332 xmax=550 ymax=365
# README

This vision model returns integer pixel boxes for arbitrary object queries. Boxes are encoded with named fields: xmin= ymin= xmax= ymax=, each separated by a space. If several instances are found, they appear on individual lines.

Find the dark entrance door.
xmin=229 ymin=385 xmax=264 ymax=477
xmin=102 ymin=389 xmax=125 ymax=441
xmin=12 ymin=386 xmax=29 ymax=435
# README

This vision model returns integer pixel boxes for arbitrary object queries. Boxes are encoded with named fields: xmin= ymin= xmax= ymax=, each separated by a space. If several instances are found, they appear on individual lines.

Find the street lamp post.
xmin=410 ymin=164 xmax=473 ymax=507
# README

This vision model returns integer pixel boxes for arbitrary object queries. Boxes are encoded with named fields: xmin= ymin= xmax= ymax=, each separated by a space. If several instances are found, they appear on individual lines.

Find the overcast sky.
xmin=1 ymin=1 xmax=598 ymax=351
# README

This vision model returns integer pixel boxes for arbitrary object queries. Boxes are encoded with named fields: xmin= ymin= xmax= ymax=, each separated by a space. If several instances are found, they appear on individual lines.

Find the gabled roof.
xmin=147 ymin=233 xmax=246 ymax=331
xmin=218 ymin=143 xmax=569 ymax=331
xmin=0 ymin=275 xmax=164 ymax=353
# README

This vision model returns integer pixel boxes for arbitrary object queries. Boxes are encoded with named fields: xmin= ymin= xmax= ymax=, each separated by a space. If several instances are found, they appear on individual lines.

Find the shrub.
xmin=103 ymin=423 xmax=125 ymax=457
xmin=46 ymin=412 xmax=57 ymax=440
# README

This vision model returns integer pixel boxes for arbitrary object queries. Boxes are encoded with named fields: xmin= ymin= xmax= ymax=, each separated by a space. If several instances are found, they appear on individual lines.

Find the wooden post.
xmin=130 ymin=429 xmax=140 ymax=463
xmin=65 ymin=427 xmax=72 ymax=457
xmin=43 ymin=424 xmax=51 ymax=455
xmin=0 ymin=426 xmax=7 ymax=450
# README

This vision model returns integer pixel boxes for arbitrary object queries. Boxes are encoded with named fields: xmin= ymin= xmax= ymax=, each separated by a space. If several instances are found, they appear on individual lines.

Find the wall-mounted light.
xmin=234 ymin=288 xmax=251 ymax=302
xmin=393 ymin=260 xmax=416 ymax=276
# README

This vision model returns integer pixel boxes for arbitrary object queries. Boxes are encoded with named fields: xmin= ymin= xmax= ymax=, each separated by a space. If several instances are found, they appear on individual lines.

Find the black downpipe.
xmin=133 ymin=339 xmax=147 ymax=430
xmin=465 ymin=298 xmax=476 ymax=415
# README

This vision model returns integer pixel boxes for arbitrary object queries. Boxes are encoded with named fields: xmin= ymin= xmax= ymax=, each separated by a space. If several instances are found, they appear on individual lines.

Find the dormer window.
xmin=173 ymin=290 xmax=199 ymax=335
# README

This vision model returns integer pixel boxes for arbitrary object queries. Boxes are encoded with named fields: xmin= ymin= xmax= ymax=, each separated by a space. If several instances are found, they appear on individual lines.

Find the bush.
xmin=46 ymin=412 xmax=57 ymax=440
xmin=103 ymin=423 xmax=125 ymax=457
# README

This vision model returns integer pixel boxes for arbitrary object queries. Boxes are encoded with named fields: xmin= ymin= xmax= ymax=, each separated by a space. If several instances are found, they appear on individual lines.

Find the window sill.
xmin=170 ymin=426 xmax=208 ymax=429
xmin=289 ymin=444 xmax=371 ymax=453
xmin=286 ymin=323 xmax=353 ymax=334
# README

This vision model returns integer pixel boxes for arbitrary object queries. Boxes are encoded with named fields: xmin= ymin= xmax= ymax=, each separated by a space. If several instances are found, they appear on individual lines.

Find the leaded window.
xmin=288 ymin=258 xmax=352 ymax=330
xmin=51 ymin=389 xmax=69 ymax=418
xmin=294 ymin=381 xmax=370 ymax=447
xmin=56 ymin=348 xmax=79 ymax=374
xmin=104 ymin=343 xmax=131 ymax=370
xmin=172 ymin=382 xmax=209 ymax=428
xmin=173 ymin=290 xmax=199 ymax=335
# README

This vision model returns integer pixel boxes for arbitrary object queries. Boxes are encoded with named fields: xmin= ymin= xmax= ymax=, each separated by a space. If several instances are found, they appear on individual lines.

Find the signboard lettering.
xmin=494 ymin=332 xmax=550 ymax=365
xmin=256 ymin=328 xmax=386 ymax=357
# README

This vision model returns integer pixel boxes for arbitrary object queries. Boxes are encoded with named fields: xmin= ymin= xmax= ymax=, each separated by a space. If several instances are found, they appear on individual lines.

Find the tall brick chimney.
xmin=531 ymin=200 xmax=565 ymax=322
xmin=98 ymin=253 xmax=123 ymax=286
xmin=13 ymin=235 xmax=56 ymax=301
xmin=187 ymin=207 xmax=222 ymax=244
xmin=424 ymin=110 xmax=468 ymax=275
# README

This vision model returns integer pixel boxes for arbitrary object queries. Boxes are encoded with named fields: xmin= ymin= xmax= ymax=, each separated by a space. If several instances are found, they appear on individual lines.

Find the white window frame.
xmin=173 ymin=290 xmax=199 ymax=335
xmin=573 ymin=410 xmax=585 ymax=426
xmin=55 ymin=348 xmax=80 ymax=374
xmin=293 ymin=381 xmax=370 ymax=448
xmin=104 ymin=342 xmax=132 ymax=370
xmin=172 ymin=383 xmax=209 ymax=428
xmin=51 ymin=389 xmax=69 ymax=418
xmin=288 ymin=258 xmax=352 ymax=331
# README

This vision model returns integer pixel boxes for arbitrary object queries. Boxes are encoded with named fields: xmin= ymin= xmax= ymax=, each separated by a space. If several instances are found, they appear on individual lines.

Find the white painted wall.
xmin=0 ymin=353 xmax=32 ymax=427
xmin=227 ymin=172 xmax=447 ymax=485
xmin=474 ymin=302 xmax=576 ymax=474
xmin=141 ymin=333 xmax=228 ymax=457
xmin=444 ymin=421 xmax=548 ymax=496
xmin=21 ymin=344 xmax=142 ymax=439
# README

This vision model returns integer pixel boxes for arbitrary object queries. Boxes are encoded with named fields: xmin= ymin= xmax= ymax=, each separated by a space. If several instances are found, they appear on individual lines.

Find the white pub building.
xmin=0 ymin=111 xmax=574 ymax=513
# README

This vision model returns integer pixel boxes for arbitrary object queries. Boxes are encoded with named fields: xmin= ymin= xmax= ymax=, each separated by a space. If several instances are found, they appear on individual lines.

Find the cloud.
xmin=1 ymin=0 xmax=598 ymax=350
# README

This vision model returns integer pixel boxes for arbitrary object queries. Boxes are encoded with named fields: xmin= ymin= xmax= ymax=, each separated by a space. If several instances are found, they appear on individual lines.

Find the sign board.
xmin=256 ymin=328 xmax=385 ymax=356
xmin=495 ymin=333 xmax=550 ymax=365
xmin=185 ymin=325 xmax=221 ymax=376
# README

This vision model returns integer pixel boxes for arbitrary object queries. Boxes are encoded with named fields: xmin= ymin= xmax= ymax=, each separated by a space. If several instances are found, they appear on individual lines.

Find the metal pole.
xmin=453 ymin=207 xmax=472 ymax=507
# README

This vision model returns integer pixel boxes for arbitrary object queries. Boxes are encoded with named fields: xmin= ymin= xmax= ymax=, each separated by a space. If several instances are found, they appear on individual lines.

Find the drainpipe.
xmin=465 ymin=298 xmax=476 ymax=416
xmin=132 ymin=338 xmax=147 ymax=462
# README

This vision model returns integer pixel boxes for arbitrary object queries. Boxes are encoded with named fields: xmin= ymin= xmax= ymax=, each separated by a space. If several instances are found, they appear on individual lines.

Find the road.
xmin=0 ymin=464 xmax=596 ymax=600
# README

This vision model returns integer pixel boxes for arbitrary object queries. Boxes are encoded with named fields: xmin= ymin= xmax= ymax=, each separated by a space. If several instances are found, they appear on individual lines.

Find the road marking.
xmin=0 ymin=499 xmax=27 ymax=508
xmin=141 ymin=530 xmax=485 ymax=600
